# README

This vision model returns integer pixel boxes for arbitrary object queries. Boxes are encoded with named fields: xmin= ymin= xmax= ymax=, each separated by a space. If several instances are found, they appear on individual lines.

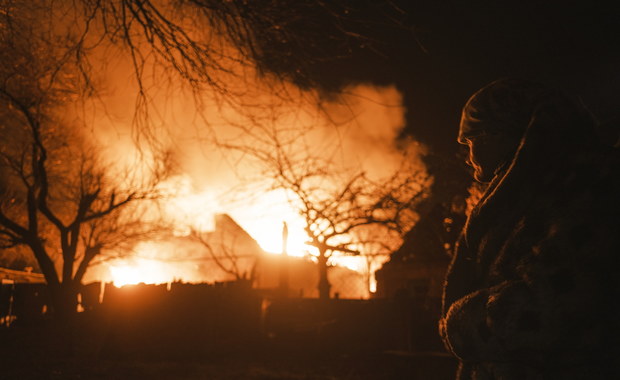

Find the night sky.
xmin=298 ymin=1 xmax=620 ymax=156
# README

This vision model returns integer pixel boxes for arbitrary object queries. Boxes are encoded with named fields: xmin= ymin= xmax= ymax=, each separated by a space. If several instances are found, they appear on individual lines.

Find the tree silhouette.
xmin=189 ymin=214 xmax=262 ymax=282
xmin=221 ymin=125 xmax=429 ymax=299
xmin=85 ymin=0 xmax=402 ymax=88
xmin=0 ymin=0 xmax=401 ymax=145
xmin=0 ymin=0 xmax=407 ymax=310
xmin=0 ymin=5 xmax=163 ymax=319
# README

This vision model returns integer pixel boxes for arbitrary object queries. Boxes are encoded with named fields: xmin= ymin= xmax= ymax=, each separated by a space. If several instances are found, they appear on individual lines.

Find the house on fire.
xmin=165 ymin=214 xmax=367 ymax=299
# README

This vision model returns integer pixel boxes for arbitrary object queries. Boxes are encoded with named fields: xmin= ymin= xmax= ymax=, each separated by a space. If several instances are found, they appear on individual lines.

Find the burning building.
xmin=99 ymin=213 xmax=367 ymax=299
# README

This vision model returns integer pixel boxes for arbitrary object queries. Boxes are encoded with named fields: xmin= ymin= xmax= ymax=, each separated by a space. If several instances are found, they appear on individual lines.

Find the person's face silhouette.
xmin=458 ymin=130 xmax=518 ymax=183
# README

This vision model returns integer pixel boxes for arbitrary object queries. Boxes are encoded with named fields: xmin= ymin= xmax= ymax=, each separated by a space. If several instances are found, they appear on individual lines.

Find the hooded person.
xmin=439 ymin=78 xmax=620 ymax=379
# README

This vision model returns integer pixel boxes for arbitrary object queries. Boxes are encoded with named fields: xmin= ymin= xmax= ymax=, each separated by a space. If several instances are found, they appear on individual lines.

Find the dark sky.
xmin=399 ymin=1 xmax=619 ymax=154
xmin=297 ymin=1 xmax=620 ymax=156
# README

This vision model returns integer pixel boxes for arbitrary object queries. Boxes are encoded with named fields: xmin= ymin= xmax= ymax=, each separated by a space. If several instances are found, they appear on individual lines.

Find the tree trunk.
xmin=47 ymin=281 xmax=80 ymax=357
xmin=49 ymin=281 xmax=79 ymax=321
xmin=317 ymin=250 xmax=330 ymax=300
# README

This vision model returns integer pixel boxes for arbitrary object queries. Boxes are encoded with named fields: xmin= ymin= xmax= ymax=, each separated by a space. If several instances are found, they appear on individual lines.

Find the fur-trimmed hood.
xmin=441 ymin=81 xmax=620 ymax=379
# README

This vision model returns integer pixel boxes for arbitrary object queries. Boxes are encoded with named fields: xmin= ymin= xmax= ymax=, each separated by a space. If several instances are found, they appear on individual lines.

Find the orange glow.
xmin=109 ymin=262 xmax=167 ymax=287
xmin=226 ymin=189 xmax=314 ymax=256
xmin=109 ymin=253 xmax=174 ymax=287
xmin=159 ymin=175 xmax=219 ymax=235
xmin=8 ymin=2 xmax=426 ymax=299
xmin=107 ymin=242 xmax=204 ymax=287
xmin=84 ymin=80 xmax=425 ymax=299
xmin=158 ymin=175 xmax=315 ymax=255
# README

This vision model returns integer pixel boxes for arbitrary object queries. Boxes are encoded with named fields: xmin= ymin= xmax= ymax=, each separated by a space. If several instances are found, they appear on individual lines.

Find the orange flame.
xmin=87 ymin=83 xmax=423 ymax=299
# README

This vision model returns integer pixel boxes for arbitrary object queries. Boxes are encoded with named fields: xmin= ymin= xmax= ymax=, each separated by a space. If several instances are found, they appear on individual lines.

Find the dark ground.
xmin=1 ymin=352 xmax=456 ymax=380
xmin=0 ymin=325 xmax=457 ymax=379
xmin=1 ymin=284 xmax=457 ymax=379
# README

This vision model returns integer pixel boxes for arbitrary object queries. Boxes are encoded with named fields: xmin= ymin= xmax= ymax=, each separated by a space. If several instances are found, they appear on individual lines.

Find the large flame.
xmin=7 ymin=0 xmax=425 ymax=298
xmin=84 ymin=54 xmax=422 ymax=297
xmin=106 ymin=241 xmax=210 ymax=287
xmin=109 ymin=262 xmax=167 ymax=288
xmin=104 ymin=173 xmax=392 ymax=295
xmin=107 ymin=243 xmax=181 ymax=287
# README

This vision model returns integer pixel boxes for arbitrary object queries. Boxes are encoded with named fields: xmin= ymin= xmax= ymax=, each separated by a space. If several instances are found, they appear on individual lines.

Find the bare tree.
xmin=302 ymin=167 xmax=427 ymax=299
xmin=80 ymin=0 xmax=402 ymax=89
xmin=190 ymin=229 xmax=258 ymax=282
xmin=0 ymin=111 xmax=160 ymax=318
xmin=0 ymin=5 xmax=164 ymax=319
xmin=222 ymin=126 xmax=429 ymax=299
xmin=0 ymin=0 xmax=404 ymax=146
xmin=0 ymin=0 xmax=410 ymax=311
xmin=185 ymin=214 xmax=263 ymax=282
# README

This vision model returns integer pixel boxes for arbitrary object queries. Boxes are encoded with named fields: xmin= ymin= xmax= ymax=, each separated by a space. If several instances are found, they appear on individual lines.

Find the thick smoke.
xmin=69 ymin=12 xmax=428 ymax=297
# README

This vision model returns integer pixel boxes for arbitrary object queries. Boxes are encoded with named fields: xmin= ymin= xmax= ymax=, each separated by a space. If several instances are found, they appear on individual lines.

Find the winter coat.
xmin=440 ymin=92 xmax=620 ymax=379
